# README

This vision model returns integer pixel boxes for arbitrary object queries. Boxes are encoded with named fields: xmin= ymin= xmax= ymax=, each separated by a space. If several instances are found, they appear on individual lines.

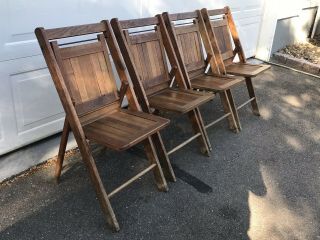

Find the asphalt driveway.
xmin=1 ymin=65 xmax=320 ymax=240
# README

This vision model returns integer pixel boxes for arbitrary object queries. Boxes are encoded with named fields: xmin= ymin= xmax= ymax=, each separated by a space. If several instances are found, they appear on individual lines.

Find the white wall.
xmin=0 ymin=0 xmax=265 ymax=157
xmin=256 ymin=0 xmax=320 ymax=61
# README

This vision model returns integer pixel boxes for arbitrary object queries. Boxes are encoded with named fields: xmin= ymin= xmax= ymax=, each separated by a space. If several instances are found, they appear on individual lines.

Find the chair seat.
xmin=148 ymin=88 xmax=214 ymax=114
xmin=83 ymin=109 xmax=169 ymax=151
xmin=191 ymin=74 xmax=244 ymax=91
xmin=226 ymin=63 xmax=271 ymax=77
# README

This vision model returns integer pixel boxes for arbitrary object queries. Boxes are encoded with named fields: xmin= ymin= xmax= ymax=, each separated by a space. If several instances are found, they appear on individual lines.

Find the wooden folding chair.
xmin=201 ymin=7 xmax=270 ymax=120
xmin=110 ymin=15 xmax=214 ymax=158
xmin=35 ymin=21 xmax=172 ymax=231
xmin=162 ymin=10 xmax=244 ymax=132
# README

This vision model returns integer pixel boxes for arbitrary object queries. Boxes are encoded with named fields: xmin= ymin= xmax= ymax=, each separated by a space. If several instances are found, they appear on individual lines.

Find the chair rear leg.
xmin=55 ymin=117 xmax=70 ymax=182
xmin=143 ymin=137 xmax=169 ymax=191
xmin=188 ymin=109 xmax=211 ymax=156
xmin=219 ymin=90 xmax=240 ymax=132
xmin=245 ymin=77 xmax=260 ymax=116
xmin=151 ymin=132 xmax=176 ymax=182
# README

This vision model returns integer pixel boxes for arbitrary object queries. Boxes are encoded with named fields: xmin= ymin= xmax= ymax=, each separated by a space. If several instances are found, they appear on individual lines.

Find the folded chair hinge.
xmin=169 ymin=66 xmax=178 ymax=87
xmin=205 ymin=53 xmax=213 ymax=68
xmin=119 ymin=81 xmax=129 ymax=105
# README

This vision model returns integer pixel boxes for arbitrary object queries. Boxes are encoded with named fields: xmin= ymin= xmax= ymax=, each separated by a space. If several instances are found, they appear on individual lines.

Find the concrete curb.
xmin=273 ymin=52 xmax=320 ymax=75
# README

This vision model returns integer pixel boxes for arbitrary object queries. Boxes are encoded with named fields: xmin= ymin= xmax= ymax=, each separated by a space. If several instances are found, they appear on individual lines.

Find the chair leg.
xmin=194 ymin=107 xmax=212 ymax=152
xmin=151 ymin=132 xmax=176 ymax=182
xmin=188 ymin=109 xmax=211 ymax=156
xmin=245 ymin=77 xmax=260 ymax=116
xmin=219 ymin=90 xmax=240 ymax=132
xmin=55 ymin=117 xmax=70 ymax=183
xmin=143 ymin=137 xmax=169 ymax=191
xmin=78 ymin=140 xmax=120 ymax=231
xmin=226 ymin=89 xmax=242 ymax=131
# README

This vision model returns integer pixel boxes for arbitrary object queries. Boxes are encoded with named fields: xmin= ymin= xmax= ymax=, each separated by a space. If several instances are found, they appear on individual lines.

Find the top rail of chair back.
xmin=42 ymin=22 xmax=110 ymax=40
xmin=164 ymin=11 xmax=198 ymax=21
xmin=205 ymin=7 xmax=228 ymax=17
xmin=117 ymin=16 xmax=159 ymax=29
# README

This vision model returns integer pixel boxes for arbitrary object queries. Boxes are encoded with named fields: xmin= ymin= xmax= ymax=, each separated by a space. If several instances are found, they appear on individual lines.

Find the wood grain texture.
xmin=162 ymin=11 xmax=241 ymax=132
xmin=52 ymin=36 xmax=118 ymax=112
xmin=36 ymin=20 xmax=170 ymax=231
xmin=113 ymin=15 xmax=212 ymax=155
xmin=191 ymin=74 xmax=243 ymax=91
xmin=35 ymin=24 xmax=121 ymax=232
xmin=226 ymin=63 xmax=271 ymax=77
xmin=201 ymin=7 xmax=272 ymax=122
xmin=148 ymin=88 xmax=214 ymax=114
xmin=84 ymin=109 xmax=169 ymax=151
xmin=46 ymin=22 xmax=107 ymax=40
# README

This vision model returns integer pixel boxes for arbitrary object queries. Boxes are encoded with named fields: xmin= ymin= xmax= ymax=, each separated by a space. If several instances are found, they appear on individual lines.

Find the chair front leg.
xmin=188 ymin=108 xmax=211 ymax=156
xmin=143 ymin=137 xmax=169 ymax=191
xmin=226 ymin=89 xmax=242 ymax=131
xmin=151 ymin=132 xmax=176 ymax=182
xmin=245 ymin=77 xmax=260 ymax=116
xmin=219 ymin=90 xmax=240 ymax=132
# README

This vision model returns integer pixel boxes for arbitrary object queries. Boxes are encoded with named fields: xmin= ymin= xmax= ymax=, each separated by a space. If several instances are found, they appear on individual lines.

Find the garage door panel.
xmin=11 ymin=69 xmax=64 ymax=133
xmin=0 ymin=0 xmax=264 ymax=156
xmin=0 ymin=55 xmax=65 ymax=154
xmin=2 ymin=34 xmax=40 ymax=62
xmin=238 ymin=16 xmax=262 ymax=57
xmin=1 ymin=0 xmax=142 ymax=62
xmin=233 ymin=8 xmax=263 ymax=20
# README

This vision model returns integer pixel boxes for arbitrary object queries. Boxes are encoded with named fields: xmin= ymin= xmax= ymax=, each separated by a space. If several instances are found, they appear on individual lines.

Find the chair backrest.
xmin=111 ymin=15 xmax=187 ymax=106
xmin=51 ymin=34 xmax=119 ymax=116
xmin=201 ymin=7 xmax=247 ymax=71
xmin=35 ymin=21 xmax=138 ymax=125
xmin=162 ymin=11 xmax=221 ymax=79
xmin=124 ymin=25 xmax=170 ymax=96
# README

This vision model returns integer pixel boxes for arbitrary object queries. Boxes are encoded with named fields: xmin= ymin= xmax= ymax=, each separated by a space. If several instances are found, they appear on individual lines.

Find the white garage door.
xmin=0 ymin=0 xmax=264 ymax=155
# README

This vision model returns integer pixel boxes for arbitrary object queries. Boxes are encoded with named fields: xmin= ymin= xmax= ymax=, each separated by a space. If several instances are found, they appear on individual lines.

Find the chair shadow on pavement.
xmin=0 ymin=96 xmax=267 ymax=240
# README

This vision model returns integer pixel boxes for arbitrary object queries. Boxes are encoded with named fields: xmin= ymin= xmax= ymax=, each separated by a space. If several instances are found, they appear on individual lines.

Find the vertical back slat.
xmin=169 ymin=20 xmax=206 ymax=75
xmin=125 ymin=30 xmax=170 ymax=94
xmin=51 ymin=34 xmax=120 ymax=115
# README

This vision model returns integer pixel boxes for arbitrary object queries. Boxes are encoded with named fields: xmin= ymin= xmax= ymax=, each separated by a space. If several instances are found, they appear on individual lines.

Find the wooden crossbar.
xmin=108 ymin=163 xmax=157 ymax=198
xmin=236 ymin=97 xmax=255 ymax=110
xmin=205 ymin=113 xmax=231 ymax=129
xmin=167 ymin=133 xmax=201 ymax=155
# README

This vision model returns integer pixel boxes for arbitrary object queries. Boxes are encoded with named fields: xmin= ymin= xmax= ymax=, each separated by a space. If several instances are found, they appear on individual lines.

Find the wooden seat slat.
xmin=191 ymin=74 xmax=244 ymax=91
xmin=149 ymin=89 xmax=214 ymax=114
xmin=84 ymin=110 xmax=169 ymax=151
xmin=225 ymin=63 xmax=271 ymax=77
